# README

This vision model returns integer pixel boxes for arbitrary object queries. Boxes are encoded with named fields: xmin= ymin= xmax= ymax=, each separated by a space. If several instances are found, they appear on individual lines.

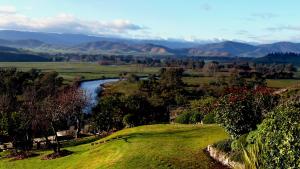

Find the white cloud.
xmin=0 ymin=5 xmax=145 ymax=36
xmin=267 ymin=25 xmax=300 ymax=32
xmin=0 ymin=5 xmax=17 ymax=14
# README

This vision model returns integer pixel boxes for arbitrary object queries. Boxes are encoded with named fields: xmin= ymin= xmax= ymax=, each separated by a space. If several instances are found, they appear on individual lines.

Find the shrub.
xmin=215 ymin=87 xmax=275 ymax=138
xmin=127 ymin=74 xmax=139 ymax=83
xmin=175 ymin=111 xmax=191 ymax=124
xmin=175 ymin=111 xmax=202 ymax=124
xmin=202 ymin=113 xmax=215 ymax=124
xmin=231 ymin=134 xmax=248 ymax=152
xmin=189 ymin=112 xmax=202 ymax=124
xmin=190 ymin=97 xmax=215 ymax=115
xmin=122 ymin=114 xmax=138 ymax=128
xmin=230 ymin=151 xmax=244 ymax=163
xmin=213 ymin=139 xmax=233 ymax=153
xmin=245 ymin=104 xmax=300 ymax=169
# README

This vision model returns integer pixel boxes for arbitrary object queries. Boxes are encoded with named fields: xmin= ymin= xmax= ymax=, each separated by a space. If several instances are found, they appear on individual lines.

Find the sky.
xmin=0 ymin=0 xmax=300 ymax=43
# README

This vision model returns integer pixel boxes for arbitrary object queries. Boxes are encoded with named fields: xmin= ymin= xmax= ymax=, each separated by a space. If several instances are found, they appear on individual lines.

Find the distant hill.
xmin=241 ymin=42 xmax=300 ymax=57
xmin=71 ymin=41 xmax=174 ymax=55
xmin=1 ymin=30 xmax=300 ymax=58
xmin=193 ymin=41 xmax=300 ymax=57
xmin=194 ymin=41 xmax=259 ymax=57
xmin=254 ymin=53 xmax=300 ymax=65
xmin=0 ymin=46 xmax=49 ymax=62
xmin=0 ymin=39 xmax=52 ymax=49
xmin=72 ymin=40 xmax=300 ymax=57
xmin=0 ymin=30 xmax=199 ymax=49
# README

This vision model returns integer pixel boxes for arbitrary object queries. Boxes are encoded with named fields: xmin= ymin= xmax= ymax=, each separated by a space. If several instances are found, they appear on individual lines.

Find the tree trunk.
xmin=44 ymin=134 xmax=51 ymax=149
xmin=75 ymin=118 xmax=80 ymax=139
xmin=51 ymin=123 xmax=60 ymax=153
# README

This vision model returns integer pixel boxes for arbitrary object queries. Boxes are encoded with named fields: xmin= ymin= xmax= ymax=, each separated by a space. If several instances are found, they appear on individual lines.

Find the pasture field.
xmin=183 ymin=76 xmax=300 ymax=88
xmin=0 ymin=62 xmax=298 ymax=88
xmin=0 ymin=124 xmax=228 ymax=169
xmin=0 ymin=62 xmax=160 ymax=82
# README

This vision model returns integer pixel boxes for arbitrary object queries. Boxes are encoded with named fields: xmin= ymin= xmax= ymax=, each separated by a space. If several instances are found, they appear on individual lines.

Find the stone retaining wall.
xmin=207 ymin=145 xmax=245 ymax=169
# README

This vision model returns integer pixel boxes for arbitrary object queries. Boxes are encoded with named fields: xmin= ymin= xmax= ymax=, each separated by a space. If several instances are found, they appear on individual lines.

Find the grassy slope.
xmin=0 ymin=124 xmax=228 ymax=169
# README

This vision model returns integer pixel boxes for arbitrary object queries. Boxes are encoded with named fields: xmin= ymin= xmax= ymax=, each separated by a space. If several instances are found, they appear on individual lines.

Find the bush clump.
xmin=215 ymin=87 xmax=275 ymax=138
xmin=175 ymin=111 xmax=202 ymax=124
xmin=123 ymin=114 xmax=138 ymax=128
xmin=231 ymin=134 xmax=248 ymax=152
xmin=244 ymin=103 xmax=300 ymax=169
xmin=213 ymin=139 xmax=233 ymax=153
xmin=202 ymin=113 xmax=215 ymax=124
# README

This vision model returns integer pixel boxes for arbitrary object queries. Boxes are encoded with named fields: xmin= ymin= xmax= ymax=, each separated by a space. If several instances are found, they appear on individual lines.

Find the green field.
xmin=183 ymin=76 xmax=300 ymax=88
xmin=0 ymin=124 xmax=228 ymax=169
xmin=0 ymin=62 xmax=298 ymax=88
xmin=0 ymin=62 xmax=160 ymax=82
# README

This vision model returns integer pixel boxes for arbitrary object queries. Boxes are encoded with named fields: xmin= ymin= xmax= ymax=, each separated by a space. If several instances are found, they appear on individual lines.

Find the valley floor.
xmin=0 ymin=124 xmax=228 ymax=169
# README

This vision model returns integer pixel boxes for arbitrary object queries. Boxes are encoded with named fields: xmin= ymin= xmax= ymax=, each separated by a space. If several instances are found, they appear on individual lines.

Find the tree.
xmin=158 ymin=68 xmax=186 ymax=105
xmin=40 ymin=86 xmax=86 ymax=153
xmin=190 ymin=97 xmax=216 ymax=116
xmin=204 ymin=61 xmax=219 ymax=76
xmin=92 ymin=94 xmax=124 ymax=133
xmin=0 ymin=94 xmax=15 ymax=135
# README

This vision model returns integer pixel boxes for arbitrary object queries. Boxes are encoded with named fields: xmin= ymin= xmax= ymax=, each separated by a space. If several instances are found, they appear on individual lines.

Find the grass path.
xmin=0 ymin=124 xmax=228 ymax=169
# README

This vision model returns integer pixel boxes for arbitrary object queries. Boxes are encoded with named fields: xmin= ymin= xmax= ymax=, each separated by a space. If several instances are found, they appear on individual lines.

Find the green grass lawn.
xmin=0 ymin=124 xmax=228 ymax=169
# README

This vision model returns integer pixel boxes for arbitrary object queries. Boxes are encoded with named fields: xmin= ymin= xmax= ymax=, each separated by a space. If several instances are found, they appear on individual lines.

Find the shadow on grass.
xmin=99 ymin=127 xmax=209 ymax=144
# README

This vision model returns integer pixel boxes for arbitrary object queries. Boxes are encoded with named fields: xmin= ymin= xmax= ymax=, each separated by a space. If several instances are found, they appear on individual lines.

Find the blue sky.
xmin=0 ymin=0 xmax=300 ymax=43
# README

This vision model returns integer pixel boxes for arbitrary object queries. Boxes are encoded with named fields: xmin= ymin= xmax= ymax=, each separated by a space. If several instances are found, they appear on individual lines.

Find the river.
xmin=80 ymin=78 xmax=119 ymax=113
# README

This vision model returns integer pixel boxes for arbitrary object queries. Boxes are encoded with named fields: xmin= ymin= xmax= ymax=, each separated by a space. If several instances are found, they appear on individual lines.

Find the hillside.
xmin=1 ymin=30 xmax=300 ymax=57
xmin=0 ymin=124 xmax=228 ymax=169
xmin=72 ymin=41 xmax=174 ymax=55
xmin=194 ymin=41 xmax=258 ymax=57
xmin=0 ymin=30 xmax=199 ymax=48
xmin=0 ymin=46 xmax=49 ymax=62
xmin=255 ymin=53 xmax=300 ymax=65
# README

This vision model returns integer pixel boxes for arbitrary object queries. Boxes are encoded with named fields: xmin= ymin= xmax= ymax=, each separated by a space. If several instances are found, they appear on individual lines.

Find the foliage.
xmin=92 ymin=92 xmax=170 ymax=132
xmin=243 ymin=140 xmax=263 ymax=169
xmin=231 ymin=134 xmax=248 ymax=152
xmin=245 ymin=103 xmax=300 ymax=169
xmin=92 ymin=93 xmax=124 ymax=132
xmin=202 ymin=113 xmax=215 ymax=124
xmin=175 ymin=111 xmax=192 ymax=124
xmin=230 ymin=150 xmax=244 ymax=163
xmin=0 ymin=68 xmax=86 ymax=153
xmin=189 ymin=97 xmax=216 ymax=116
xmin=189 ymin=112 xmax=202 ymax=124
xmin=213 ymin=139 xmax=233 ymax=153
xmin=175 ymin=111 xmax=202 ymax=124
xmin=215 ymin=87 xmax=276 ymax=138
xmin=126 ymin=73 xmax=139 ymax=83
xmin=122 ymin=114 xmax=137 ymax=128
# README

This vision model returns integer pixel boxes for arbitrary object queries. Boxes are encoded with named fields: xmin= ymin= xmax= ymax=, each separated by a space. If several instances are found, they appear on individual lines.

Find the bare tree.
xmin=40 ymin=86 xmax=87 ymax=153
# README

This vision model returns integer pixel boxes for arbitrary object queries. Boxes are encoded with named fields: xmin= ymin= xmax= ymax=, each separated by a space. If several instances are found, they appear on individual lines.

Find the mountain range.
xmin=0 ymin=30 xmax=300 ymax=58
